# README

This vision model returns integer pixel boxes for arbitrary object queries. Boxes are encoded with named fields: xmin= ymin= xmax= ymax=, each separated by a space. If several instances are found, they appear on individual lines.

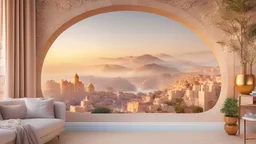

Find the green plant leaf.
xmin=220 ymin=97 xmax=239 ymax=117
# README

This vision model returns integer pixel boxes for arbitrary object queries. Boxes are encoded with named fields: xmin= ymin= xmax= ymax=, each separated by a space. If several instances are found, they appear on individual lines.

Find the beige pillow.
xmin=0 ymin=104 xmax=26 ymax=119
xmin=25 ymin=98 xmax=54 ymax=118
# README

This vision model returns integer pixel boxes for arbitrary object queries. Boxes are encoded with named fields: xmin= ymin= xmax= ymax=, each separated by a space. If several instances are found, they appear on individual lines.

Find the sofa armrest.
xmin=54 ymin=101 xmax=66 ymax=121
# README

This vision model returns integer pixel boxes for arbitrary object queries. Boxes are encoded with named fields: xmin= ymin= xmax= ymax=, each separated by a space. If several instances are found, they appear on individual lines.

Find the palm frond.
xmin=217 ymin=41 xmax=227 ymax=47
xmin=226 ymin=0 xmax=256 ymax=13
xmin=248 ymin=24 xmax=256 ymax=38
xmin=216 ymin=0 xmax=256 ymax=64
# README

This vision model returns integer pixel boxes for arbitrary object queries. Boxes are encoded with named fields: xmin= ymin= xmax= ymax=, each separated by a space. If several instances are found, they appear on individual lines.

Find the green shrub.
xmin=192 ymin=106 xmax=204 ymax=113
xmin=220 ymin=97 xmax=239 ymax=117
xmin=175 ymin=105 xmax=185 ymax=113
xmin=91 ymin=107 xmax=112 ymax=114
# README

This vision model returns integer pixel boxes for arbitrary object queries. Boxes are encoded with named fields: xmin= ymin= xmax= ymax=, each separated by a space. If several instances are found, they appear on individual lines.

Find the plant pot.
xmin=224 ymin=116 xmax=238 ymax=125
xmin=224 ymin=124 xmax=238 ymax=135
xmin=235 ymin=63 xmax=255 ymax=94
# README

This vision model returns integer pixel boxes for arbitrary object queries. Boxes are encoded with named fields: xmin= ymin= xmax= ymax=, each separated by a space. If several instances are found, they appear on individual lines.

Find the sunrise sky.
xmin=43 ymin=11 xmax=216 ymax=78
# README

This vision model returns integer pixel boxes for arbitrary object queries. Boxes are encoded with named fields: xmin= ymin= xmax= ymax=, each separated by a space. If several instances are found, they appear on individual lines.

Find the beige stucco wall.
xmin=36 ymin=0 xmax=240 ymax=122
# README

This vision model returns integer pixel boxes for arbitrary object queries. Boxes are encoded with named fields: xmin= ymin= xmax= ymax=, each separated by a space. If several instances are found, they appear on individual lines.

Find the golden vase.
xmin=235 ymin=63 xmax=255 ymax=95
xmin=224 ymin=116 xmax=237 ymax=125
xmin=224 ymin=124 xmax=238 ymax=135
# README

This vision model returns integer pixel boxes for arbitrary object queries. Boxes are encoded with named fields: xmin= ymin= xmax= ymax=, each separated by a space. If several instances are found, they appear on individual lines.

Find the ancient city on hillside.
xmin=43 ymin=54 xmax=221 ymax=114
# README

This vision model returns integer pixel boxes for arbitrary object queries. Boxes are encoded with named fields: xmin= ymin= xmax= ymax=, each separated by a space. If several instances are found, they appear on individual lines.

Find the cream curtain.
xmin=4 ymin=0 xmax=36 ymax=98
xmin=0 ymin=0 xmax=4 ymax=99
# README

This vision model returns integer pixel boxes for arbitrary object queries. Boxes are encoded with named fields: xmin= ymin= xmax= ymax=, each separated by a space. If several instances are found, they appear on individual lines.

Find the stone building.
xmin=86 ymin=83 xmax=95 ymax=93
xmin=127 ymin=101 xmax=139 ymax=113
xmin=70 ymin=96 xmax=93 ymax=113
xmin=72 ymin=73 xmax=84 ymax=93
xmin=167 ymin=90 xmax=185 ymax=101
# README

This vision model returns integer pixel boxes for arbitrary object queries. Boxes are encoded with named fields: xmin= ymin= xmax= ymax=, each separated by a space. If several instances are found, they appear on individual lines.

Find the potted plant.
xmin=216 ymin=0 xmax=256 ymax=94
xmin=220 ymin=97 xmax=239 ymax=135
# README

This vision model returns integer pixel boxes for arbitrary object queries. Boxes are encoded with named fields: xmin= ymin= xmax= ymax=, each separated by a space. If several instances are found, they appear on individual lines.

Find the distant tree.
xmin=175 ymin=105 xmax=185 ymax=113
xmin=192 ymin=106 xmax=204 ymax=113
xmin=91 ymin=107 xmax=112 ymax=114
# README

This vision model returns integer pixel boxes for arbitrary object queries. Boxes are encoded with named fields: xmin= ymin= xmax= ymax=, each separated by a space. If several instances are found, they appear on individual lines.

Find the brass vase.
xmin=235 ymin=63 xmax=255 ymax=95
xmin=224 ymin=116 xmax=237 ymax=125
xmin=224 ymin=124 xmax=238 ymax=135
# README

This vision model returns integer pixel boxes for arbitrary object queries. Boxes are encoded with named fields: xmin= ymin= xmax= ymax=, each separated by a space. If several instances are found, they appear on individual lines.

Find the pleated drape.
xmin=0 ymin=0 xmax=5 ymax=99
xmin=4 ymin=0 xmax=36 ymax=98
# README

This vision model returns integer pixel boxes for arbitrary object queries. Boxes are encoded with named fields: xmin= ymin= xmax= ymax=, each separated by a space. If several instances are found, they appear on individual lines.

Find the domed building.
xmin=86 ymin=83 xmax=95 ymax=93
xmin=72 ymin=73 xmax=79 ymax=84
xmin=72 ymin=73 xmax=84 ymax=93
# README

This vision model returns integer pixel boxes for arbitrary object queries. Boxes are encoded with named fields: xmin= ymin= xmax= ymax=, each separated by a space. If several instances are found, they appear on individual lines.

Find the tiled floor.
xmin=47 ymin=132 xmax=255 ymax=144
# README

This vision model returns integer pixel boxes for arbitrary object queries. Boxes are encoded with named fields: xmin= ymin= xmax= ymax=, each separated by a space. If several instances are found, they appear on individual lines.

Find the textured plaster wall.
xmin=36 ymin=0 xmax=237 ymax=122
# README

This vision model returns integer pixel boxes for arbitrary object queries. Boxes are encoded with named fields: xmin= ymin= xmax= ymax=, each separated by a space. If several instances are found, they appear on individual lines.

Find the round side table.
xmin=242 ymin=116 xmax=256 ymax=144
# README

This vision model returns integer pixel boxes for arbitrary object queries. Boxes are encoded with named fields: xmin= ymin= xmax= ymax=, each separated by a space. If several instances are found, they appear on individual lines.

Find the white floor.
xmin=47 ymin=132 xmax=255 ymax=144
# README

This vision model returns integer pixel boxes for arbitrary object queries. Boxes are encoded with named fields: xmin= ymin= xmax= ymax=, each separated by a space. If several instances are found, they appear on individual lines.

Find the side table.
xmin=238 ymin=95 xmax=255 ymax=135
xmin=242 ymin=116 xmax=256 ymax=144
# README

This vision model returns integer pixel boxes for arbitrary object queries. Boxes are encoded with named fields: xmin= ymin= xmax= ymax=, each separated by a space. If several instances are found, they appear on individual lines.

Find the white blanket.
xmin=0 ymin=119 xmax=41 ymax=144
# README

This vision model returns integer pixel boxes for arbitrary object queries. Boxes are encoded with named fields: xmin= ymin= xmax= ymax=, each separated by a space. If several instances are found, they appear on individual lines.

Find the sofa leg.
xmin=57 ymin=135 xmax=60 ymax=140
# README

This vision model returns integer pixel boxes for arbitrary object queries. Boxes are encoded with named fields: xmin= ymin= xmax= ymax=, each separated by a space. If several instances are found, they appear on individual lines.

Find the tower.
xmin=60 ymin=79 xmax=64 ymax=95
xmin=86 ymin=83 xmax=95 ymax=93
xmin=81 ymin=95 xmax=91 ymax=107
xmin=72 ymin=73 xmax=84 ymax=93
xmin=72 ymin=73 xmax=79 ymax=84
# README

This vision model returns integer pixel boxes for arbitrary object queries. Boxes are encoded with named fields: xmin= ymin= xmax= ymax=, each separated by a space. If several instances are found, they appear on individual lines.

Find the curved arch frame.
xmin=38 ymin=5 xmax=228 ymax=122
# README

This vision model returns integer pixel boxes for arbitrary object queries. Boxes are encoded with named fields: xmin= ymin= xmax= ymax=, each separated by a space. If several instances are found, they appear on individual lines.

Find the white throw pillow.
xmin=25 ymin=98 xmax=54 ymax=118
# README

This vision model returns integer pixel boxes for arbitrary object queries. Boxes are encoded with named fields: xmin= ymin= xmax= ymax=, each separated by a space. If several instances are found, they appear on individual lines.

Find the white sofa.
xmin=0 ymin=99 xmax=66 ymax=144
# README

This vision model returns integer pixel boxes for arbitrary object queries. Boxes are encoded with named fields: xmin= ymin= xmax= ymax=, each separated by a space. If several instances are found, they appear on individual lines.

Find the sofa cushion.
xmin=21 ymin=119 xmax=64 ymax=137
xmin=0 ymin=112 xmax=3 ymax=120
xmin=0 ymin=99 xmax=26 ymax=106
xmin=0 ymin=129 xmax=16 ymax=144
xmin=0 ymin=99 xmax=26 ymax=120
xmin=0 ymin=104 xmax=26 ymax=119
xmin=25 ymin=98 xmax=54 ymax=118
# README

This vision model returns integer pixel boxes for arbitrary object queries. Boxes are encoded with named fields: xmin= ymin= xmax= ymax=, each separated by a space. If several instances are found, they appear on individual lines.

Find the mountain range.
xmin=97 ymin=53 xmax=207 ymax=73
xmin=135 ymin=63 xmax=180 ymax=74
xmin=43 ymin=51 xmax=219 ymax=77
xmin=43 ymin=51 xmax=220 ymax=93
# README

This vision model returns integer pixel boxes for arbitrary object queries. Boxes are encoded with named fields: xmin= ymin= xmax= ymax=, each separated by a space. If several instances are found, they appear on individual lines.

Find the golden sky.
xmin=43 ymin=11 xmax=214 ymax=78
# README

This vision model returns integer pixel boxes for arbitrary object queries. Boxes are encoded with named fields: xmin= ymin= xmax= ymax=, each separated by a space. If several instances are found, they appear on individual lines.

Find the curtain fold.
xmin=0 ymin=0 xmax=4 ymax=99
xmin=4 ymin=0 xmax=36 ymax=98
